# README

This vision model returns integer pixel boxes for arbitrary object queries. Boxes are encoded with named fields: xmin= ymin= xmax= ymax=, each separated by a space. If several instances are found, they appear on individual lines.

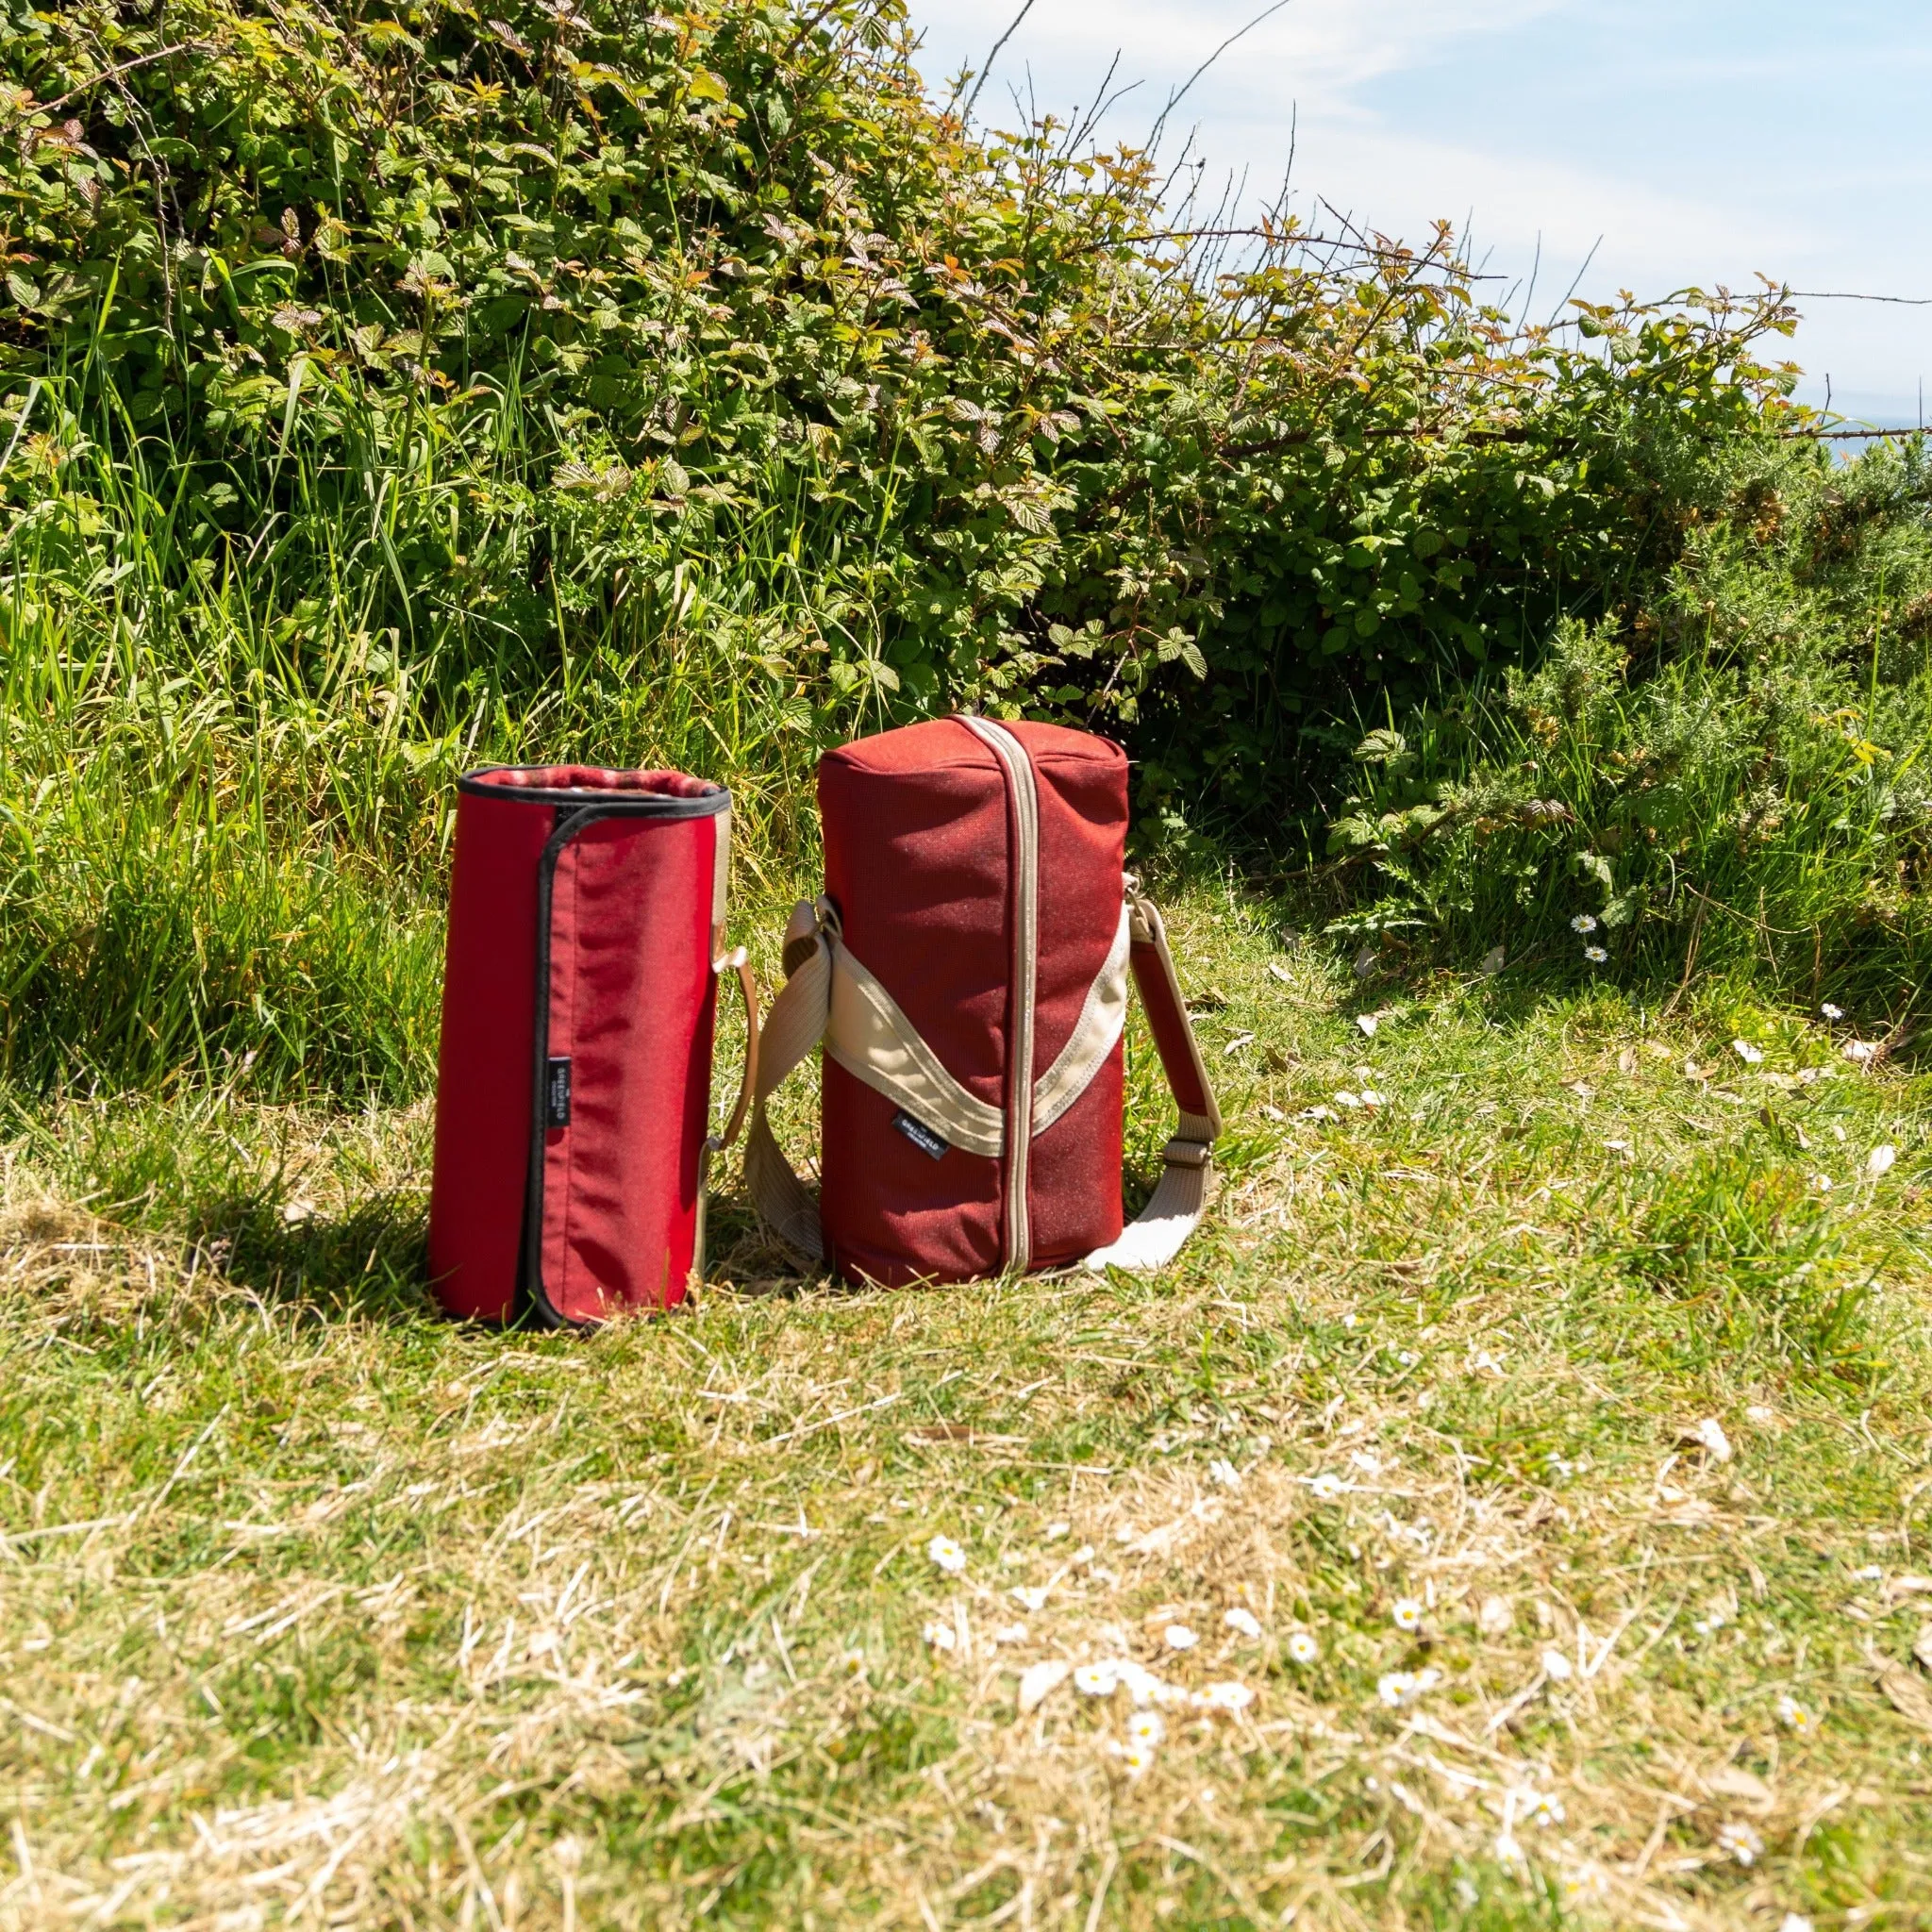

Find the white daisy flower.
xmin=992 ymin=1623 xmax=1029 ymax=1645
xmin=840 ymin=1649 xmax=867 ymax=1678
xmin=1731 ymin=1040 xmax=1764 ymax=1064
xmin=1571 ymin=914 xmax=1598 ymax=934
xmin=1009 ymin=1585 xmax=1049 ymax=1611
xmin=1812 ymin=1174 xmax=1833 ymax=1191
xmin=923 ymin=1620 xmax=957 ymax=1652
xmin=1844 ymin=1039 xmax=1878 ymax=1063
xmin=1287 ymin=1631 xmax=1320 ymax=1664
xmin=1868 ymin=1142 xmax=1897 ymax=1177
xmin=1781 ymin=1916 xmax=1815 ymax=1932
xmin=926 ymin=1534 xmax=967 ymax=1574
xmin=1334 ymin=1090 xmax=1363 ymax=1108
xmin=1391 ymin=1598 xmax=1424 ymax=1633
xmin=1208 ymin=1457 xmax=1241 ymax=1490
xmin=1583 ymin=944 xmax=1608 ymax=964
xmin=1198 ymin=1681 xmax=1255 ymax=1713
xmin=1716 ymin=1821 xmax=1763 ymax=1866
xmin=1776 ymin=1692 xmax=1817 ymax=1735
xmin=1541 ymin=1647 xmax=1574 ymax=1681
xmin=1494 ymin=1830 xmax=1525 ymax=1869
xmin=1103 ymin=1659 xmax=1158 ymax=1704
xmin=1164 ymin=1624 xmax=1198 ymax=1652
xmin=1359 ymin=1088 xmax=1387 ymax=1107
xmin=1821 ymin=1003 xmax=1845 ymax=1022
xmin=1223 ymin=1607 xmax=1262 ymax=1640
xmin=1114 ymin=1739 xmax=1157 ymax=1776
xmin=1376 ymin=1670 xmax=1418 ymax=1707
xmin=1525 ymin=1790 xmax=1566 ymax=1826
xmin=1126 ymin=1709 xmax=1165 ymax=1746
xmin=1309 ymin=1473 xmax=1346 ymax=1499
xmin=1074 ymin=1661 xmax=1119 ymax=1697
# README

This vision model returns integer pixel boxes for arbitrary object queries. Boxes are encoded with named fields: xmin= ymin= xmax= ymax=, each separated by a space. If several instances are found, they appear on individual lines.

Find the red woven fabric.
xmin=816 ymin=719 xmax=1127 ymax=1287
xmin=539 ymin=813 xmax=718 ymax=1322
xmin=1131 ymin=943 xmax=1212 ymax=1118
xmin=429 ymin=785 xmax=556 ymax=1322
xmin=1012 ymin=723 xmax=1128 ymax=1268
xmin=428 ymin=768 xmax=725 ymax=1324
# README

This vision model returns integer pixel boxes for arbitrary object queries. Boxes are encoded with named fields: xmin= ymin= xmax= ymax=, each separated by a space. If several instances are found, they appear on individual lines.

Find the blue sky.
xmin=904 ymin=0 xmax=1932 ymax=423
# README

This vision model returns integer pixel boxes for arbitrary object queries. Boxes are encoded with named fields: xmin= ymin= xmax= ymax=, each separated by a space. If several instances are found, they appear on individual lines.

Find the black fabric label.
xmin=891 ymin=1109 xmax=949 ymax=1160
xmin=545 ymin=1057 xmax=572 ymax=1128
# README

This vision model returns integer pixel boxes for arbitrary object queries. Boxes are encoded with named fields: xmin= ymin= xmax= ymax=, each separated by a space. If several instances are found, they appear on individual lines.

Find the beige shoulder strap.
xmin=745 ymin=887 xmax=1219 ymax=1274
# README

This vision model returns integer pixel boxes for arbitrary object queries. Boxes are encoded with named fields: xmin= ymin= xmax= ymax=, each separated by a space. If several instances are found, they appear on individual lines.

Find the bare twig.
xmin=962 ymin=0 xmax=1039 ymax=125
xmin=1789 ymin=291 xmax=1932 ymax=307
xmin=1781 ymin=425 xmax=1928 ymax=441
xmin=3 ymin=42 xmax=209 ymax=127
xmin=1149 ymin=0 xmax=1297 ymax=150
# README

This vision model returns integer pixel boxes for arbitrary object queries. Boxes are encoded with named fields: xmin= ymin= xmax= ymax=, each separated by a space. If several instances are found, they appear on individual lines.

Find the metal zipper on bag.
xmin=957 ymin=715 xmax=1040 ymax=1270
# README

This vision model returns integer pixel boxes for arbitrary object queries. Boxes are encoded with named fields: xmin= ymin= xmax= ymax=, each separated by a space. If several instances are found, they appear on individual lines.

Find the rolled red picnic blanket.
xmin=428 ymin=766 xmax=755 ymax=1326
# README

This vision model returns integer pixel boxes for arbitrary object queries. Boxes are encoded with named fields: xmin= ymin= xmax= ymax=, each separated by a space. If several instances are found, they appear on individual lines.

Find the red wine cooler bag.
xmin=747 ymin=717 xmax=1221 ymax=1287
xmin=428 ymin=766 xmax=758 ymax=1326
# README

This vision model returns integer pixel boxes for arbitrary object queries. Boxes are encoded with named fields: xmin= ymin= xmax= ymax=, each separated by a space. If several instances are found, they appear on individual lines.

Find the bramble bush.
xmin=4 ymin=0 xmax=1801 ymax=791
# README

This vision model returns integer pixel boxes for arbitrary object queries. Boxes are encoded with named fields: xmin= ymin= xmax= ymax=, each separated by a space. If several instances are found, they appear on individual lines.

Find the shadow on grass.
xmin=185 ymin=1186 xmax=440 ymax=1324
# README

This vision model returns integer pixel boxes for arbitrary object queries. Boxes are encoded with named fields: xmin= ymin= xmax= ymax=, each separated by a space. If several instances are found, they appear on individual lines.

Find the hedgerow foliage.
xmin=1324 ymin=436 xmax=1932 ymax=1011
xmin=3 ymin=0 xmax=1803 ymax=832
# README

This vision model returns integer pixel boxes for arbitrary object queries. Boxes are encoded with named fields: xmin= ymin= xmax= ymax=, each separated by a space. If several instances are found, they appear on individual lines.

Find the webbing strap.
xmin=1080 ymin=883 xmax=1222 ymax=1273
xmin=745 ymin=885 xmax=1221 ymax=1275
xmin=742 ymin=900 xmax=835 ymax=1263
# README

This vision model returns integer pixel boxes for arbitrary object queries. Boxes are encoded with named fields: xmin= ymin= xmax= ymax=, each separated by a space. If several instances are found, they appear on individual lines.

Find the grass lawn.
xmin=3 ymin=883 xmax=1930 ymax=1929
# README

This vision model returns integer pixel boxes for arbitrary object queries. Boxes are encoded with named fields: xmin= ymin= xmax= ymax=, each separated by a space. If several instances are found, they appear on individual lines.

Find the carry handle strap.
xmin=1081 ymin=879 xmax=1221 ymax=1273
xmin=743 ymin=899 xmax=835 ymax=1263
xmin=708 ymin=947 xmax=761 ymax=1153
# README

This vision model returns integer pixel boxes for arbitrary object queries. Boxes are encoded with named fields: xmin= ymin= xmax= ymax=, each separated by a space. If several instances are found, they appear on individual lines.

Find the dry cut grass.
xmin=3 ymin=889 xmax=1932 ymax=1930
